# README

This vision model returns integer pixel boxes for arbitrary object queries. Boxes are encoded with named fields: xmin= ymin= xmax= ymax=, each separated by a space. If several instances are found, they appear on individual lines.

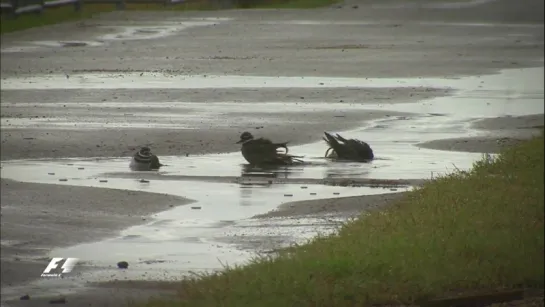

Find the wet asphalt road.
xmin=1 ymin=0 xmax=544 ymax=160
xmin=1 ymin=0 xmax=543 ymax=78
xmin=0 ymin=0 xmax=544 ymax=305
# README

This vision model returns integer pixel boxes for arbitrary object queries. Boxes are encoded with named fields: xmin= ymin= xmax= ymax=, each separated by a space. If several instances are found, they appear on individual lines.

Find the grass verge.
xmin=0 ymin=0 xmax=339 ymax=34
xmin=140 ymin=133 xmax=544 ymax=307
xmin=0 ymin=2 xmax=212 ymax=34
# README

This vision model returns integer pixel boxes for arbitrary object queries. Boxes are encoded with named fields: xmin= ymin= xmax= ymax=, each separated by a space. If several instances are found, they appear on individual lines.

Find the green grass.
xmin=0 ymin=2 xmax=212 ymax=34
xmin=0 ymin=0 xmax=339 ymax=34
xmin=139 ymin=133 xmax=544 ymax=307
xmin=1 ymin=5 xmax=105 ymax=34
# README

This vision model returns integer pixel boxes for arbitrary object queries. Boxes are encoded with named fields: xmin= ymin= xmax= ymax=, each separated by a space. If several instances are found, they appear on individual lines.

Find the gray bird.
xmin=236 ymin=131 xmax=303 ymax=166
xmin=130 ymin=146 xmax=163 ymax=171
xmin=323 ymin=132 xmax=374 ymax=162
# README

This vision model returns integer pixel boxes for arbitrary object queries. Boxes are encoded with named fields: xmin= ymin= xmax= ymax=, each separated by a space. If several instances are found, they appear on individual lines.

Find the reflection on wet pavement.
xmin=0 ymin=111 xmax=486 ymax=291
xmin=373 ymin=0 xmax=498 ymax=10
xmin=0 ymin=156 xmax=404 ymax=300
xmin=1 ymin=67 xmax=542 ymax=132
xmin=1 ymin=67 xmax=542 ymax=91
xmin=1 ymin=66 xmax=543 ymax=298
xmin=0 ymin=116 xmax=483 ymax=182
xmin=97 ymin=20 xmax=226 ymax=41
xmin=0 ymin=19 xmax=230 ymax=54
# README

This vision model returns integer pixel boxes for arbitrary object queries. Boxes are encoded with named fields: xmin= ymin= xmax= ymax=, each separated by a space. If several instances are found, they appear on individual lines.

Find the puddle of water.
xmin=0 ymin=46 xmax=43 ymax=53
xmin=0 ymin=113 xmax=485 ymax=182
xmin=372 ymin=0 xmax=499 ymax=9
xmin=0 ymin=112 xmax=489 ymax=293
xmin=0 ymin=213 xmax=345 ymax=300
xmin=0 ymin=73 xmax=441 ymax=90
xmin=260 ymin=20 xmax=384 ymax=26
xmin=253 ymin=20 xmax=543 ymax=28
xmin=96 ymin=21 xmax=220 ymax=41
xmin=0 ymin=19 xmax=229 ymax=54
xmin=48 ymin=182 xmax=386 ymax=259
xmin=424 ymin=0 xmax=498 ymax=9
xmin=0 ymin=240 xmax=26 ymax=247
xmin=2 ymin=66 xmax=542 ymax=131
xmin=346 ymin=66 xmax=544 ymax=118
xmin=419 ymin=22 xmax=544 ymax=28
xmin=31 ymin=40 xmax=105 ymax=48
xmin=0 ymin=109 xmax=474 ymax=287
xmin=1 ymin=66 xmax=543 ymax=299
xmin=0 ymin=157 xmax=403 ymax=299
xmin=1 ymin=67 xmax=542 ymax=91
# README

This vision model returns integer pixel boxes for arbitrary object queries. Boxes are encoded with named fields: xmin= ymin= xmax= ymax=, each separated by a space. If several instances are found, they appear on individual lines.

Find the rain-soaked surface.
xmin=1 ymin=66 xmax=544 ymax=300
xmin=2 ymin=66 xmax=543 ymax=91
xmin=0 ymin=18 xmax=231 ymax=53
xmin=1 ymin=67 xmax=542 ymax=131
xmin=372 ymin=0 xmax=499 ymax=9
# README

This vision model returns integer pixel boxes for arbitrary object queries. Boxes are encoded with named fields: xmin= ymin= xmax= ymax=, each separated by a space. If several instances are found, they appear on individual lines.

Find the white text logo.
xmin=41 ymin=258 xmax=79 ymax=277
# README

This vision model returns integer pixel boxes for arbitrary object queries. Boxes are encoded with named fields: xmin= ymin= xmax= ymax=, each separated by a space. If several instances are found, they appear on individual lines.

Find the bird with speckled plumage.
xmin=130 ymin=146 xmax=163 ymax=171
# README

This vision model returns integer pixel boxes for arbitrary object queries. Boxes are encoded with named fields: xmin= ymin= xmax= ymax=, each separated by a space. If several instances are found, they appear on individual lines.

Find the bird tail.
xmin=323 ymin=132 xmax=343 ymax=157
xmin=323 ymin=132 xmax=341 ymax=146
xmin=335 ymin=133 xmax=349 ymax=143
xmin=274 ymin=141 xmax=290 ymax=154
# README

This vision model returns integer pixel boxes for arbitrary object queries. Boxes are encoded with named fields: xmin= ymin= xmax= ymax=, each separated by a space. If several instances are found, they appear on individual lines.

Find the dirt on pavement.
xmin=418 ymin=114 xmax=544 ymax=153
xmin=254 ymin=192 xmax=408 ymax=219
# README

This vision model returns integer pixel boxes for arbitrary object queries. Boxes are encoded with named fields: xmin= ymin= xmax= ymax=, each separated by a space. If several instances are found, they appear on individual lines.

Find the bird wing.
xmin=253 ymin=137 xmax=273 ymax=145
xmin=254 ymin=137 xmax=290 ymax=153
xmin=244 ymin=140 xmax=281 ymax=161
xmin=242 ymin=139 xmax=301 ymax=165
xmin=349 ymin=139 xmax=374 ymax=160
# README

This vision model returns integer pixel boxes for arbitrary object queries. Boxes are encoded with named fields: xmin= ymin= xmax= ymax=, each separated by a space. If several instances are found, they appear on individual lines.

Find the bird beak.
xmin=235 ymin=139 xmax=243 ymax=144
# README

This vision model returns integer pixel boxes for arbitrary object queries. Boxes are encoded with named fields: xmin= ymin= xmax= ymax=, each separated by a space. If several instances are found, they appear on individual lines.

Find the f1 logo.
xmin=41 ymin=257 xmax=79 ymax=277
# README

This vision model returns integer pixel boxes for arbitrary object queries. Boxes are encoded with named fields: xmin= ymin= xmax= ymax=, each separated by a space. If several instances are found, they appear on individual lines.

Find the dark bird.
xmin=323 ymin=132 xmax=374 ymax=162
xmin=130 ymin=146 xmax=163 ymax=171
xmin=236 ymin=131 xmax=303 ymax=166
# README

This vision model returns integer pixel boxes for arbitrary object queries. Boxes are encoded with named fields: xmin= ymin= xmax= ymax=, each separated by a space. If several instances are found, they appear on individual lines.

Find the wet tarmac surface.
xmin=0 ymin=65 xmax=543 ymax=91
xmin=0 ymin=19 xmax=230 ymax=54
xmin=1 ymin=5 xmax=543 ymax=78
xmin=1 ymin=1 xmax=544 ymax=304
xmin=1 ymin=66 xmax=543 ymax=302
xmin=1 ymin=67 xmax=542 ymax=132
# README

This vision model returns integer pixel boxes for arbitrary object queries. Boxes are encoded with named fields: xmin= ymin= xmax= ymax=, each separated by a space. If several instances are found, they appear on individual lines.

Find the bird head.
xmin=139 ymin=146 xmax=152 ymax=156
xmin=236 ymin=131 xmax=254 ymax=144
